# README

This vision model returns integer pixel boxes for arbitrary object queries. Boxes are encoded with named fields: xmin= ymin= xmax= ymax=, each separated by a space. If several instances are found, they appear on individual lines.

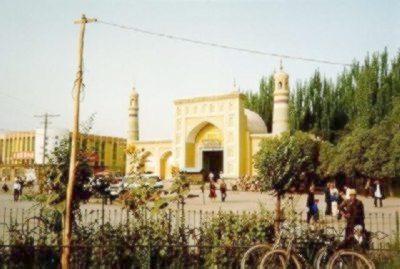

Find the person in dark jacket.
xmin=324 ymin=182 xmax=332 ymax=216
xmin=371 ymin=180 xmax=384 ymax=207
xmin=306 ymin=185 xmax=318 ymax=224
xmin=339 ymin=189 xmax=365 ymax=238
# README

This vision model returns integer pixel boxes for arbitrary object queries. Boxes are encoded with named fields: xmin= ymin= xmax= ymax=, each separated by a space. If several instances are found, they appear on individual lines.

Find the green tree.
xmin=254 ymin=131 xmax=319 ymax=231
xmin=319 ymin=97 xmax=400 ymax=193
xmin=243 ymin=76 xmax=274 ymax=132
xmin=44 ymin=116 xmax=95 ymax=214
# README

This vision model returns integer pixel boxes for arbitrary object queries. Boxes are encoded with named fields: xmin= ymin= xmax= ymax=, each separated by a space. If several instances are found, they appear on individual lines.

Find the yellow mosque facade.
xmin=126 ymin=67 xmax=290 ymax=180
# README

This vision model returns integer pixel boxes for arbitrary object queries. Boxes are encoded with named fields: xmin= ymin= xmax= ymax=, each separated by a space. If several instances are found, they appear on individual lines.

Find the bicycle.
xmin=260 ymin=225 xmax=376 ymax=269
xmin=313 ymin=227 xmax=345 ymax=269
xmin=258 ymin=226 xmax=303 ymax=268
xmin=324 ymin=230 xmax=387 ymax=269
xmin=314 ymin=227 xmax=378 ymax=269
xmin=240 ymin=243 xmax=272 ymax=269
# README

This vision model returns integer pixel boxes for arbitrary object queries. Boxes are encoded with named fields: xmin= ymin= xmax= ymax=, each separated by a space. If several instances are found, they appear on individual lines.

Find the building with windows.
xmin=126 ymin=67 xmax=290 ymax=180
xmin=79 ymin=133 xmax=127 ymax=174
xmin=0 ymin=129 xmax=127 ymax=179
xmin=0 ymin=130 xmax=36 ymax=179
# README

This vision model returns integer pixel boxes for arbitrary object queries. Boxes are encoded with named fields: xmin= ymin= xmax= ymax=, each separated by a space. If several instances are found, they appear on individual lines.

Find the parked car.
xmin=107 ymin=176 xmax=164 ymax=198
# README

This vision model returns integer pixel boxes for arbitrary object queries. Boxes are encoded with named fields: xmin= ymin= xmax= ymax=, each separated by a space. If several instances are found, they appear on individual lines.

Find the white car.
xmin=107 ymin=178 xmax=164 ymax=197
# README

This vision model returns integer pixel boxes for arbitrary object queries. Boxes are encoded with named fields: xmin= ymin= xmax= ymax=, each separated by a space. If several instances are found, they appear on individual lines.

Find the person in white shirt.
xmin=330 ymin=183 xmax=340 ymax=217
xmin=372 ymin=180 xmax=384 ymax=207
xmin=344 ymin=185 xmax=351 ymax=200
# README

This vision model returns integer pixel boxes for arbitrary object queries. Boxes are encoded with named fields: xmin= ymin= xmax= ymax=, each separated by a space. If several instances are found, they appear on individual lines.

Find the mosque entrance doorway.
xmin=202 ymin=150 xmax=223 ymax=179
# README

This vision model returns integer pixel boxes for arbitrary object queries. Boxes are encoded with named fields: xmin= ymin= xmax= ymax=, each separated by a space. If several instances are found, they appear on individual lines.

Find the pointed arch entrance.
xmin=185 ymin=122 xmax=224 ymax=178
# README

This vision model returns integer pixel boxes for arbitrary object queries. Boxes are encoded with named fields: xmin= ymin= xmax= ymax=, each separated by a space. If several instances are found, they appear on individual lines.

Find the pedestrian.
xmin=330 ymin=182 xmax=340 ymax=217
xmin=339 ymin=189 xmax=365 ymax=238
xmin=343 ymin=185 xmax=351 ymax=200
xmin=324 ymin=182 xmax=332 ymax=216
xmin=306 ymin=185 xmax=319 ymax=224
xmin=220 ymin=179 xmax=227 ymax=202
xmin=338 ymin=225 xmax=370 ymax=252
xmin=365 ymin=179 xmax=372 ymax=196
xmin=209 ymin=180 xmax=217 ymax=200
xmin=372 ymin=180 xmax=384 ymax=207
xmin=208 ymin=172 xmax=214 ymax=182
xmin=13 ymin=180 xmax=21 ymax=202
xmin=337 ymin=190 xmax=345 ymax=220
xmin=2 ymin=183 xmax=9 ymax=193
xmin=17 ymin=177 xmax=25 ymax=196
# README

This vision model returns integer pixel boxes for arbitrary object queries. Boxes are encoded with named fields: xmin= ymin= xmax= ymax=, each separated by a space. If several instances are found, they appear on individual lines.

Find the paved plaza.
xmin=1 ymin=185 xmax=400 ymax=215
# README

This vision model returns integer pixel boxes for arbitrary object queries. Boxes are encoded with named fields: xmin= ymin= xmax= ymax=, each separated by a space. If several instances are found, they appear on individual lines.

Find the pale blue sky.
xmin=0 ymin=0 xmax=399 ymax=140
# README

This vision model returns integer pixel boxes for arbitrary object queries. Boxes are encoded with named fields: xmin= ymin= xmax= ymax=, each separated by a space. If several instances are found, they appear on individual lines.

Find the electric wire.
xmin=96 ymin=19 xmax=351 ymax=67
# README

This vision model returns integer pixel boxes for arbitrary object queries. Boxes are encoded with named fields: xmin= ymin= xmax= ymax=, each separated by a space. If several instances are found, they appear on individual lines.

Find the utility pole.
xmin=34 ymin=113 xmax=60 ymax=164
xmin=61 ymin=14 xmax=96 ymax=269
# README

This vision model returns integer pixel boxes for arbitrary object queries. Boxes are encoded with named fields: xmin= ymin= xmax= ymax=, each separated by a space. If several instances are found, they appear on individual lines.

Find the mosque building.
xmin=126 ymin=66 xmax=289 ymax=180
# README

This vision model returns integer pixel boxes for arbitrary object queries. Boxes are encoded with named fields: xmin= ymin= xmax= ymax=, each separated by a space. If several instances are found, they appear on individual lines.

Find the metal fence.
xmin=1 ymin=206 xmax=398 ymax=247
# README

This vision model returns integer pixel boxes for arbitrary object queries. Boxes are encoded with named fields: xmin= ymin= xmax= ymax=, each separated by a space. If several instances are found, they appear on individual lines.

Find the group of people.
xmin=2 ymin=177 xmax=25 ymax=202
xmin=324 ymin=182 xmax=343 ymax=218
xmin=307 ymin=181 xmax=379 ymax=250
xmin=207 ymin=172 xmax=227 ymax=202
xmin=308 ymin=184 xmax=366 ymax=226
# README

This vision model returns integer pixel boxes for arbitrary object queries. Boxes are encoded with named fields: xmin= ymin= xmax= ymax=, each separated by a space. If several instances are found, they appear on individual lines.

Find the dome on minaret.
xmin=272 ymin=60 xmax=290 ymax=134
xmin=274 ymin=61 xmax=289 ymax=88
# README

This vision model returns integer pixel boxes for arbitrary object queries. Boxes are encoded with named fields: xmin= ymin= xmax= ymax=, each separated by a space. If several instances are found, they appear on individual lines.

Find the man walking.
xmin=339 ymin=189 xmax=365 ymax=238
xmin=306 ymin=185 xmax=319 ymax=224
xmin=372 ymin=180 xmax=384 ymax=207
xmin=324 ymin=182 xmax=332 ymax=216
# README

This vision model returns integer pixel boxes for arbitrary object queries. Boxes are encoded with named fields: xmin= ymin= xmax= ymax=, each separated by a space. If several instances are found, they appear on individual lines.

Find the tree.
xmin=318 ymin=97 xmax=400 ymax=193
xmin=243 ymin=76 xmax=274 ymax=132
xmin=121 ymin=145 xmax=166 ymax=214
xmin=44 ymin=117 xmax=95 ymax=214
xmin=254 ymin=131 xmax=319 ymax=232
xmin=45 ymin=138 xmax=92 ymax=213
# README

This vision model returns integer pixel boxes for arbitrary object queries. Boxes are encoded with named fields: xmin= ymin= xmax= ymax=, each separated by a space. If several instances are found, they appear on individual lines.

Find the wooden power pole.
xmin=61 ymin=14 xmax=96 ymax=269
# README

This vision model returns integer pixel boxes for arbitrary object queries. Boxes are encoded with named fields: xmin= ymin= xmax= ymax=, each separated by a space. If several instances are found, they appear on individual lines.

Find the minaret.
xmin=272 ymin=61 xmax=289 ymax=134
xmin=128 ymin=86 xmax=139 ymax=144
xmin=126 ymin=86 xmax=139 ymax=175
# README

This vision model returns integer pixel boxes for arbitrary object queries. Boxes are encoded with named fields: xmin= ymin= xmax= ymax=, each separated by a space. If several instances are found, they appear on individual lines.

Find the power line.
xmin=0 ymin=90 xmax=46 ymax=113
xmin=97 ymin=19 xmax=351 ymax=67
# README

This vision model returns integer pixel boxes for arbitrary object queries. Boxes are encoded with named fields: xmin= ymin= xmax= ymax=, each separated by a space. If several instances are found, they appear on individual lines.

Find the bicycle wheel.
xmin=259 ymin=249 xmax=302 ymax=269
xmin=314 ymin=246 xmax=330 ymax=269
xmin=327 ymin=250 xmax=375 ymax=269
xmin=240 ymin=244 xmax=271 ymax=269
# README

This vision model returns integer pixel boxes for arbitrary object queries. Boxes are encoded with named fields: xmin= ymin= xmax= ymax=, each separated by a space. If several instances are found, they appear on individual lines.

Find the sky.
xmin=0 ymin=0 xmax=399 ymax=140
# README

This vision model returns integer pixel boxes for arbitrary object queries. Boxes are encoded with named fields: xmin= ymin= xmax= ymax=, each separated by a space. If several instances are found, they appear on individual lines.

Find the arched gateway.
xmin=186 ymin=122 xmax=224 ymax=177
